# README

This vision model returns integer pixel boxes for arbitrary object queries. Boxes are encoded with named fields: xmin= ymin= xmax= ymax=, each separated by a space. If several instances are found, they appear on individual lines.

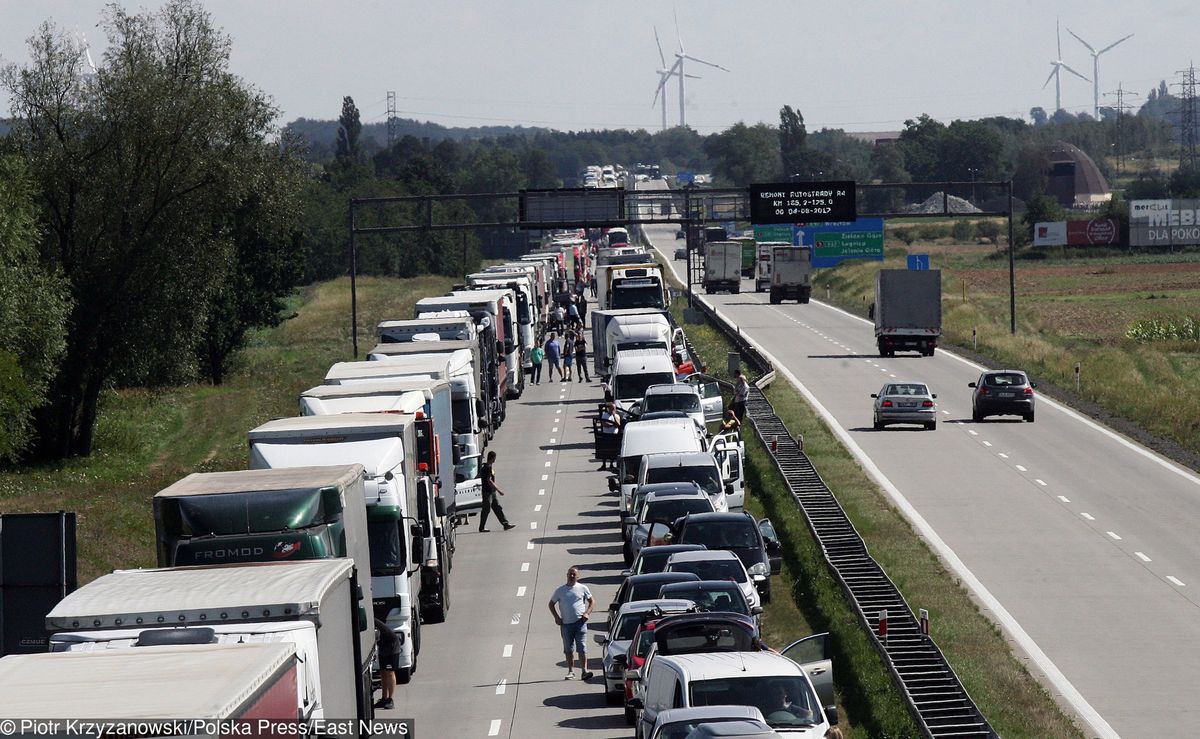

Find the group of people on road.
xmin=532 ymin=330 xmax=590 ymax=384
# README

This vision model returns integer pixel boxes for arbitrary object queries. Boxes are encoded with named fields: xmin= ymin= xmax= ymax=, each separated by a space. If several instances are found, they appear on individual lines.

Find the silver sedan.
xmin=872 ymin=382 xmax=937 ymax=430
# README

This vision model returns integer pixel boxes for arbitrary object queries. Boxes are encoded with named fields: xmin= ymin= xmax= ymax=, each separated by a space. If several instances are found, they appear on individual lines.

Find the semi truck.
xmin=415 ymin=293 xmax=519 ymax=401
xmin=733 ymin=236 xmax=756 ymax=277
xmin=45 ymin=559 xmax=373 ymax=722
xmin=703 ymin=241 xmax=742 ymax=294
xmin=376 ymin=314 xmax=502 ymax=440
xmin=874 ymin=268 xmax=942 ymax=357
xmin=463 ymin=274 xmax=536 ymax=371
xmin=608 ymin=263 xmax=669 ymax=311
xmin=299 ymin=378 xmax=474 ymax=516
xmin=768 ymin=244 xmax=813 ymax=304
xmin=0 ymin=642 xmax=302 ymax=725
xmin=754 ymin=241 xmax=787 ymax=292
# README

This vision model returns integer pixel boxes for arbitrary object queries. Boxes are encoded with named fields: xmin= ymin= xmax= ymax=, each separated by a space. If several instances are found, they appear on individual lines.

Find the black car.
xmin=623 ymin=481 xmax=705 ymax=546
xmin=624 ymin=544 xmax=707 ymax=577
xmin=657 ymin=580 xmax=757 ymax=618
xmin=667 ymin=512 xmax=781 ymax=603
xmin=608 ymin=572 xmax=700 ymax=632
xmin=969 ymin=369 xmax=1036 ymax=422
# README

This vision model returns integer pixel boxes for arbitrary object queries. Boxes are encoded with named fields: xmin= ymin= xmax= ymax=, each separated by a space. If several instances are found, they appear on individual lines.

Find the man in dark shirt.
xmin=374 ymin=618 xmax=400 ymax=710
xmin=479 ymin=450 xmax=516 ymax=532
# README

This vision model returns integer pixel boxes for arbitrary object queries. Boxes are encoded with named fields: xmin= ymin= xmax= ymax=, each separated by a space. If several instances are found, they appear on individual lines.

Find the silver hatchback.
xmin=872 ymin=382 xmax=937 ymax=430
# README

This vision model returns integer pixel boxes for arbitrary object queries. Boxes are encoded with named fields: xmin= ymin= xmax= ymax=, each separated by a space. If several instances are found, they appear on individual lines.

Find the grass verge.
xmin=674 ymin=297 xmax=1085 ymax=738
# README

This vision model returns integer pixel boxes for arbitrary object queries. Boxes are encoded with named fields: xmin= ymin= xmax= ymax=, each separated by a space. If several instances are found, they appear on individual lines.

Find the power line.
xmin=386 ymin=91 xmax=398 ymax=147
xmin=1104 ymin=82 xmax=1139 ymax=172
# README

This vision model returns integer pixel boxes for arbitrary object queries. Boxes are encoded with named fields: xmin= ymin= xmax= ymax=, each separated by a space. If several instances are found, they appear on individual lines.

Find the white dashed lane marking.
xmin=1016 ymin=465 xmax=1028 ymax=472
xmin=1136 ymin=552 xmax=1152 ymax=562
xmin=516 ymin=586 xmax=526 ymax=597
xmin=1106 ymin=531 xmax=1122 ymax=540
xmin=495 ymin=679 xmax=507 ymax=695
xmin=520 ymin=562 xmax=530 ymax=572
xmin=1058 ymin=495 xmax=1071 ymax=503
xmin=502 ymin=644 xmax=513 ymax=658
xmin=534 ymin=504 xmax=543 ymax=512
xmin=998 ymin=453 xmax=1009 ymax=459
xmin=1035 ymin=479 xmax=1047 ymax=486
xmin=1167 ymin=576 xmax=1186 ymax=587
xmin=489 ymin=719 xmax=501 ymax=736
xmin=1081 ymin=513 xmax=1095 ymax=521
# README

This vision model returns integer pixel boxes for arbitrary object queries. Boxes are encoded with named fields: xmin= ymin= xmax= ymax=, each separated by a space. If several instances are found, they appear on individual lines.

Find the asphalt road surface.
xmin=637 ymin=180 xmax=1200 ymax=738
xmin=386 ymin=361 xmax=632 ymax=738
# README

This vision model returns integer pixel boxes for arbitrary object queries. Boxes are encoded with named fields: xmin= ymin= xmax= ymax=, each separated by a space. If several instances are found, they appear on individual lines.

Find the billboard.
xmin=519 ymin=187 xmax=624 ymax=228
xmin=752 ymin=224 xmax=800 ymax=244
xmin=1035 ymin=219 xmax=1119 ymax=246
xmin=799 ymin=218 xmax=885 ymax=268
xmin=749 ymin=181 xmax=857 ymax=224
xmin=1130 ymin=199 xmax=1200 ymax=247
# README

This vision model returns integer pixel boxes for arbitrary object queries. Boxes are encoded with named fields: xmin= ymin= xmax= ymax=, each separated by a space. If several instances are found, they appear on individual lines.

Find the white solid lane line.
xmin=1136 ymin=552 xmax=1152 ymax=562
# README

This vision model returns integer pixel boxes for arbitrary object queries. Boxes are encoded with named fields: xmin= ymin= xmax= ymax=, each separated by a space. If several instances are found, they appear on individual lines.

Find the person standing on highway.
xmin=731 ymin=370 xmax=750 ymax=422
xmin=530 ymin=343 xmax=545 ymax=385
xmin=562 ymin=331 xmax=575 ymax=382
xmin=589 ymin=273 xmax=597 ymax=297
xmin=544 ymin=333 xmax=561 ymax=382
xmin=548 ymin=566 xmax=594 ymax=681
xmin=567 ymin=295 xmax=581 ymax=331
xmin=598 ymin=402 xmax=620 ymax=471
xmin=553 ymin=303 xmax=566 ymax=333
xmin=574 ymin=334 xmax=590 ymax=383
xmin=478 ymin=450 xmax=515 ymax=532
xmin=373 ymin=618 xmax=399 ymax=710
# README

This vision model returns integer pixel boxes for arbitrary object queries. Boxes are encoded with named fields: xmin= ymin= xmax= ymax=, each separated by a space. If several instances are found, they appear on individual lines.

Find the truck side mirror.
xmin=358 ymin=606 xmax=368 ymax=632
xmin=435 ymin=497 xmax=447 ymax=518
xmin=608 ymin=476 xmax=619 ymax=492
xmin=496 ymin=340 xmax=505 ymax=355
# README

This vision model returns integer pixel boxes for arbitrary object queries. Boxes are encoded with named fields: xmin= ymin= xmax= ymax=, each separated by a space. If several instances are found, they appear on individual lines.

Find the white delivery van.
xmin=635 ymin=652 xmax=832 ymax=739
xmin=638 ymin=451 xmax=728 ymax=513
xmin=611 ymin=348 xmax=676 ymax=413
xmin=612 ymin=418 xmax=706 ymax=514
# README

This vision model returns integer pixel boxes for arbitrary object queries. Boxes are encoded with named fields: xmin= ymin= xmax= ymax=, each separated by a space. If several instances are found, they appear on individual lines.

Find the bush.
xmin=976 ymin=220 xmax=1002 ymax=245
xmin=952 ymin=220 xmax=975 ymax=241
xmin=893 ymin=228 xmax=916 ymax=246
xmin=1126 ymin=316 xmax=1200 ymax=342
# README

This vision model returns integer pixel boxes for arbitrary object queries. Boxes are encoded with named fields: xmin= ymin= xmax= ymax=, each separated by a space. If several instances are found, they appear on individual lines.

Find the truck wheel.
xmin=732 ymin=285 xmax=740 ymax=294
xmin=424 ymin=546 xmax=450 ymax=624
xmin=625 ymin=706 xmax=637 ymax=726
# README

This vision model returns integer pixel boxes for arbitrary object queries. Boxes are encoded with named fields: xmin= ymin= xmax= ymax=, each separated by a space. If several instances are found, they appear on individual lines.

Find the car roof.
xmin=636 ymin=544 xmax=706 ymax=557
xmin=659 ymin=579 xmax=745 ymax=593
xmin=658 ymin=651 xmax=803 ymax=679
xmin=645 ymin=489 xmax=709 ymax=504
xmin=680 ymin=512 xmax=756 ymax=524
xmin=682 ymin=720 xmax=776 ymax=739
xmin=655 ymin=705 xmax=765 ymax=726
xmin=665 ymin=549 xmax=741 ymax=564
xmin=636 ymin=482 xmax=702 ymax=495
xmin=642 ymin=451 xmax=718 ymax=467
xmin=616 ymin=599 xmax=696 ymax=618
xmin=644 ymin=384 xmax=698 ymax=396
xmin=654 ymin=611 xmax=757 ymax=632
xmin=627 ymin=572 xmax=702 ymax=584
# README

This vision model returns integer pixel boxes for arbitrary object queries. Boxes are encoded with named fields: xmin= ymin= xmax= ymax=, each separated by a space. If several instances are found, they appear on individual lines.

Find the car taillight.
xmin=979 ymin=387 xmax=989 ymax=395
xmin=881 ymin=400 xmax=893 ymax=407
xmin=1024 ymin=387 xmax=1034 ymax=395
xmin=921 ymin=400 xmax=934 ymax=407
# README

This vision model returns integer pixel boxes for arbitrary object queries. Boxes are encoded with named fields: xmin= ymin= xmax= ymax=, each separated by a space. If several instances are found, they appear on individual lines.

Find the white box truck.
xmin=754 ymin=241 xmax=786 ymax=292
xmin=768 ymin=244 xmax=813 ymax=304
xmin=591 ymin=309 xmax=672 ymax=378
xmin=0 ymin=642 xmax=302 ymax=725
xmin=45 ymin=559 xmax=371 ymax=723
xmin=703 ymin=241 xmax=742 ymax=294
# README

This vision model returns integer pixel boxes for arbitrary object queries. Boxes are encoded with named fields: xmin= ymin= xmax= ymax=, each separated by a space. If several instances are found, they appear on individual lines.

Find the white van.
xmin=638 ymin=451 xmax=728 ymax=513
xmin=611 ymin=348 xmax=676 ymax=413
xmin=634 ymin=652 xmax=832 ymax=739
xmin=613 ymin=418 xmax=706 ymax=514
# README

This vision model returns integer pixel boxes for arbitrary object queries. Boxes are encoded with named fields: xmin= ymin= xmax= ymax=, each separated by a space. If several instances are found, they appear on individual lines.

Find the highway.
xmin=636 ymin=186 xmax=1200 ymax=737
xmin=389 ymin=369 xmax=631 ymax=738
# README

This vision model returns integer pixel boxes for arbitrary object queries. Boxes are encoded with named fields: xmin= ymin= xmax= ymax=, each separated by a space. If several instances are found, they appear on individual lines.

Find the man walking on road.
xmin=549 ymin=566 xmax=594 ymax=681
xmin=478 ymin=450 xmax=515 ymax=532
xmin=731 ymin=369 xmax=750 ymax=422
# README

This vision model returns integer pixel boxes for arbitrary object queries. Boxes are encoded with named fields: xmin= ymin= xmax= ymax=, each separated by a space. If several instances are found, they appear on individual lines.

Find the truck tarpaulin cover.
xmin=1034 ymin=219 xmax=1119 ymax=246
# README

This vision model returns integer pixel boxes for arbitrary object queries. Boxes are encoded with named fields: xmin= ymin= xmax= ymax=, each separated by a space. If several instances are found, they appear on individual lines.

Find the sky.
xmin=1 ymin=1 xmax=1196 ymax=134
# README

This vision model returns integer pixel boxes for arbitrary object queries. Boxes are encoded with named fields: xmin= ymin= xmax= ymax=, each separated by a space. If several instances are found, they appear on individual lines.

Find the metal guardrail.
xmin=678 ymin=297 xmax=997 ymax=739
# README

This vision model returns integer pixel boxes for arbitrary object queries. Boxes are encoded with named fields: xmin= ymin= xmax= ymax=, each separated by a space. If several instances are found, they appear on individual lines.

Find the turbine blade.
xmin=1043 ymin=66 xmax=1059 ymax=89
xmin=682 ymin=54 xmax=729 ymax=72
xmin=684 ymin=73 xmax=702 ymax=80
xmin=1066 ymin=27 xmax=1095 ymax=54
xmin=1062 ymin=64 xmax=1090 ymax=82
xmin=654 ymin=26 xmax=667 ymax=68
xmin=1056 ymin=18 xmax=1062 ymax=58
xmin=1098 ymin=33 xmax=1134 ymax=55
xmin=674 ymin=4 xmax=683 ymax=53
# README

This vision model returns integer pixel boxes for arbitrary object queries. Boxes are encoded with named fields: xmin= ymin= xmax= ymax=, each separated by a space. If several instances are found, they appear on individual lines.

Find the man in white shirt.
xmin=548 ymin=566 xmax=595 ymax=680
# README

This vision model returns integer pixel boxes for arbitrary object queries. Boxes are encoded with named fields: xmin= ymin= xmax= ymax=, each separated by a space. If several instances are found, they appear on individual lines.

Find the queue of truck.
xmin=0 ymin=230 xmax=594 ymax=733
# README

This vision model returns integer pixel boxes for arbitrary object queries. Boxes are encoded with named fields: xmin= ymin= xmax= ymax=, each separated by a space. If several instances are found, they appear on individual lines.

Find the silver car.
xmin=872 ymin=382 xmax=937 ymax=430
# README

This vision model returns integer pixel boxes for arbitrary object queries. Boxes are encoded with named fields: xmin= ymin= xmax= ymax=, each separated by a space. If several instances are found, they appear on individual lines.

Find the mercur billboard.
xmin=1130 ymin=199 xmax=1200 ymax=247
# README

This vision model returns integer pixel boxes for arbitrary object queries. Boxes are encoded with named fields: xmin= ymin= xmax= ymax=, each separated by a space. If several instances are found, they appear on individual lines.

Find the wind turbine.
xmin=652 ymin=26 xmax=700 ymax=130
xmin=664 ymin=8 xmax=729 ymax=129
xmin=1043 ymin=19 xmax=1089 ymax=112
xmin=1066 ymin=26 xmax=1134 ymax=118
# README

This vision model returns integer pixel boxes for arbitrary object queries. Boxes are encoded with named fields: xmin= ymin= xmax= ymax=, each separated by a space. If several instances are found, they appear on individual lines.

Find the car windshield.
xmin=883 ymin=383 xmax=928 ymax=396
xmin=611 ymin=285 xmax=665 ymax=310
xmin=985 ymin=373 xmax=1027 ymax=387
xmin=659 ymin=584 xmax=748 ymax=615
xmin=668 ymin=558 xmax=746 ymax=583
xmin=646 ymin=465 xmax=721 ymax=496
xmin=633 ymin=490 xmax=693 ymax=520
xmin=634 ymin=549 xmax=678 ymax=575
xmin=615 ymin=372 xmax=675 ymax=401
xmin=451 ymin=397 xmax=472 ymax=434
xmin=643 ymin=393 xmax=700 ymax=413
xmin=631 ymin=579 xmax=685 ymax=602
xmin=643 ymin=498 xmax=713 ymax=524
xmin=690 ymin=676 xmax=820 ymax=729
xmin=679 ymin=521 xmax=759 ymax=550
xmin=658 ymin=621 xmax=755 ymax=654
